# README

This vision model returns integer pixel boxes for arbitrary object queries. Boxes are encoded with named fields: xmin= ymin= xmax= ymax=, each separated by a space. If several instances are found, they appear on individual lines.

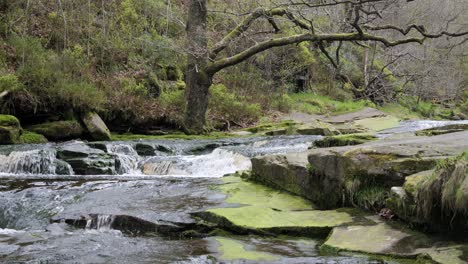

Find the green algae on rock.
xmin=353 ymin=116 xmax=400 ymax=132
xmin=196 ymin=176 xmax=354 ymax=237
xmin=213 ymin=237 xmax=280 ymax=261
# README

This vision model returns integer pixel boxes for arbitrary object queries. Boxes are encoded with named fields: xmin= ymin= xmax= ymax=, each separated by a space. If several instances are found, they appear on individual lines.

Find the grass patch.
xmin=288 ymin=93 xmax=375 ymax=116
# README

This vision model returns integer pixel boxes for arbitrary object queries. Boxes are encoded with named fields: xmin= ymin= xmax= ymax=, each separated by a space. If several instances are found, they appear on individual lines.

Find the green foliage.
xmin=208 ymin=84 xmax=261 ymax=126
xmin=0 ymin=74 xmax=22 ymax=93
xmin=354 ymin=186 xmax=389 ymax=212
xmin=56 ymin=80 xmax=106 ymax=111
xmin=120 ymin=77 xmax=148 ymax=97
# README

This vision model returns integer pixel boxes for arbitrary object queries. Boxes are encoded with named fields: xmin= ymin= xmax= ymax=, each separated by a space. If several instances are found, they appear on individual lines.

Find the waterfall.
xmin=0 ymin=149 xmax=57 ymax=175
xmin=85 ymin=215 xmax=115 ymax=230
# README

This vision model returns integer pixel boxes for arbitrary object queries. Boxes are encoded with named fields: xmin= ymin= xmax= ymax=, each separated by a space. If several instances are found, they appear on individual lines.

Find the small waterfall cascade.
xmin=0 ymin=149 xmax=57 ymax=175
xmin=179 ymin=148 xmax=252 ymax=177
xmin=85 ymin=215 xmax=115 ymax=230
xmin=143 ymin=161 xmax=173 ymax=175
xmin=108 ymin=144 xmax=141 ymax=175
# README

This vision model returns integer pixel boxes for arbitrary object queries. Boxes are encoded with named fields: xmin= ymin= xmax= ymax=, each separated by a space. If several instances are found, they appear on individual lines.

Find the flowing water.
xmin=0 ymin=120 xmax=466 ymax=263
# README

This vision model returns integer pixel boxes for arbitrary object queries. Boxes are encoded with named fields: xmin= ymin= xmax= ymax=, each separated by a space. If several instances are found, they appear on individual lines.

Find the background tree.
xmin=183 ymin=0 xmax=468 ymax=133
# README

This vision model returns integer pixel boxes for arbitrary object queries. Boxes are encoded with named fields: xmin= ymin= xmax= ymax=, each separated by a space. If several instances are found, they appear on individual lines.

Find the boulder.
xmin=29 ymin=121 xmax=84 ymax=141
xmin=19 ymin=131 xmax=48 ymax=144
xmin=81 ymin=112 xmax=111 ymax=141
xmin=57 ymin=143 xmax=115 ymax=175
xmin=0 ymin=115 xmax=21 ymax=144
xmin=135 ymin=143 xmax=172 ymax=156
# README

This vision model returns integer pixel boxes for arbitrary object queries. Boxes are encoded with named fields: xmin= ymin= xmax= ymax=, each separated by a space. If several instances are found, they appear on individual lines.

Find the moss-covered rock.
xmin=252 ymin=131 xmax=468 ymax=210
xmin=81 ymin=112 xmax=111 ymax=141
xmin=353 ymin=116 xmax=400 ymax=132
xmin=415 ymin=123 xmax=468 ymax=136
xmin=195 ymin=176 xmax=354 ymax=237
xmin=0 ymin=114 xmax=21 ymax=144
xmin=389 ymin=153 xmax=468 ymax=233
xmin=313 ymin=134 xmax=377 ymax=148
xmin=29 ymin=120 xmax=85 ymax=141
xmin=322 ymin=222 xmax=467 ymax=264
xmin=19 ymin=131 xmax=48 ymax=144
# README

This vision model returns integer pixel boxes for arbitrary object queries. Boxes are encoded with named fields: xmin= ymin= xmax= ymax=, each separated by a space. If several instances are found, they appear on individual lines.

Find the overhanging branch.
xmin=206 ymin=32 xmax=424 ymax=74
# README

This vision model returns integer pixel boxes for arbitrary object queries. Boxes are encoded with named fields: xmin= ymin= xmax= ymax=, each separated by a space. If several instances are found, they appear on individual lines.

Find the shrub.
xmin=270 ymin=94 xmax=293 ymax=112
xmin=55 ymin=80 xmax=106 ymax=111
xmin=208 ymin=84 xmax=261 ymax=126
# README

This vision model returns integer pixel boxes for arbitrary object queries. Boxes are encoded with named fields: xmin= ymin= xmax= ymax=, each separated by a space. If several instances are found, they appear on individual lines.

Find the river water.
xmin=0 ymin=120 xmax=466 ymax=263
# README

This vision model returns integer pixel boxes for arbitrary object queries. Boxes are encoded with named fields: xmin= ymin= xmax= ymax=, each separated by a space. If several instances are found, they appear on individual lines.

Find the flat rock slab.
xmin=195 ymin=176 xmax=355 ymax=237
xmin=323 ymin=221 xmax=468 ymax=264
xmin=322 ymin=107 xmax=387 ymax=124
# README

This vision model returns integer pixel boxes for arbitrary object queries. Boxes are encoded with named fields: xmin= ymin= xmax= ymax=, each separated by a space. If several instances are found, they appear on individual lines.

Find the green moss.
xmin=0 ymin=115 xmax=20 ymax=127
xmin=314 ymin=134 xmax=377 ymax=148
xmin=19 ymin=131 xmax=48 ymax=144
xmin=214 ymin=237 xmax=279 ymax=261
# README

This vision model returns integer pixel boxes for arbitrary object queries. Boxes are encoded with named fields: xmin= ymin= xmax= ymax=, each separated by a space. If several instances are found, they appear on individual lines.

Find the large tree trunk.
xmin=184 ymin=0 xmax=211 ymax=134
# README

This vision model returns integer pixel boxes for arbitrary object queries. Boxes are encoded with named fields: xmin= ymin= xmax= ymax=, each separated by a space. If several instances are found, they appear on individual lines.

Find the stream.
xmin=0 ymin=120 xmax=467 ymax=263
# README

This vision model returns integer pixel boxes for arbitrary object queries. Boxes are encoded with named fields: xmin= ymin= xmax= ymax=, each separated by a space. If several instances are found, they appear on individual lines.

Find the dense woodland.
xmin=0 ymin=0 xmax=467 ymax=134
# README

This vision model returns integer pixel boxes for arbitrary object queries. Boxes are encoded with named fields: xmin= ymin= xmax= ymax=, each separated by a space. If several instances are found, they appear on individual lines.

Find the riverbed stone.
xmin=81 ymin=112 xmax=111 ymax=141
xmin=57 ymin=143 xmax=115 ymax=175
xmin=322 ymin=221 xmax=468 ymax=264
xmin=29 ymin=120 xmax=85 ymax=141
xmin=313 ymin=134 xmax=377 ymax=148
xmin=0 ymin=115 xmax=21 ymax=144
